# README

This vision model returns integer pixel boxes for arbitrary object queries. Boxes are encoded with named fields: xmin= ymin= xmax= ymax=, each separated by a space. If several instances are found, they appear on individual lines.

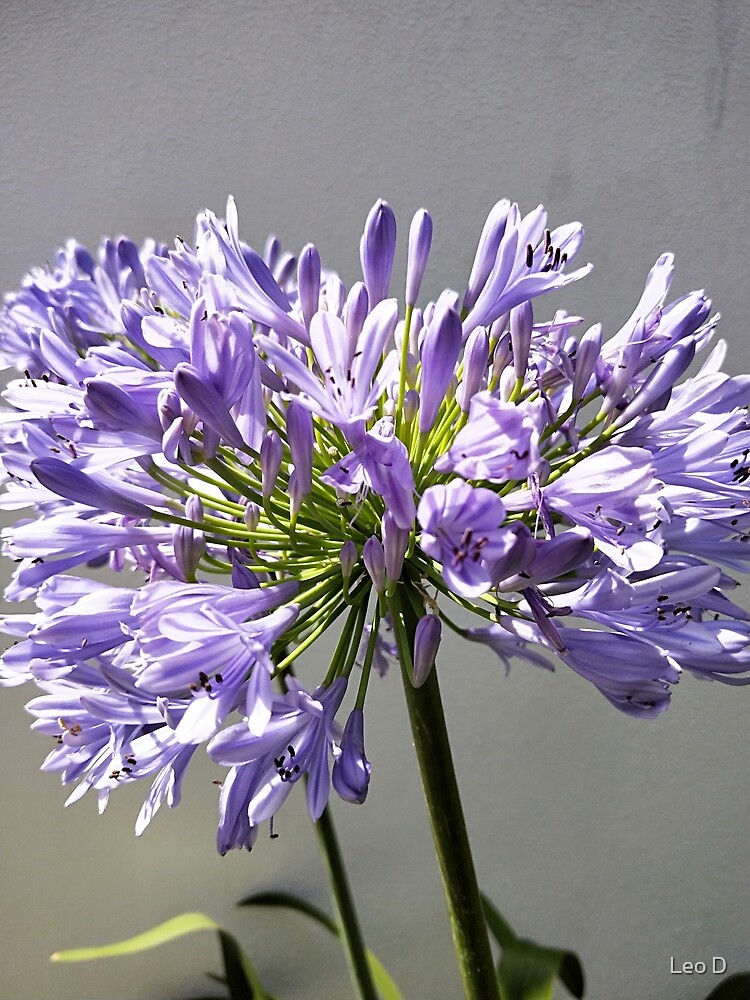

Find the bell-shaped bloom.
xmin=418 ymin=480 xmax=522 ymax=597
xmin=208 ymin=677 xmax=347 ymax=824
xmin=435 ymin=392 xmax=541 ymax=482
xmin=322 ymin=417 xmax=416 ymax=528
xmin=332 ymin=708 xmax=371 ymax=804
xmin=258 ymin=299 xmax=399 ymax=432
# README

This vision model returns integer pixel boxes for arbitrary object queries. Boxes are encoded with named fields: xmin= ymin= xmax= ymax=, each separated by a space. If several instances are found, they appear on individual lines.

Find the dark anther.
xmin=526 ymin=244 xmax=534 ymax=268
xmin=731 ymin=459 xmax=739 ymax=468
xmin=616 ymin=524 xmax=626 ymax=536
xmin=561 ymin=252 xmax=568 ymax=265
xmin=287 ymin=745 xmax=296 ymax=757
xmin=553 ymin=247 xmax=561 ymax=269
xmin=293 ymin=764 xmax=300 ymax=773
xmin=657 ymin=595 xmax=668 ymax=603
xmin=544 ymin=229 xmax=551 ymax=251
xmin=215 ymin=673 xmax=223 ymax=684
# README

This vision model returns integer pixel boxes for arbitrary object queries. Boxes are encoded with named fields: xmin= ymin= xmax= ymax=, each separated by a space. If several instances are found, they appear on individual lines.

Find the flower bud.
xmin=157 ymin=386 xmax=182 ymax=431
xmin=360 ymin=199 xmax=396 ymax=305
xmin=174 ymin=495 xmax=205 ymax=581
xmin=243 ymin=502 xmax=260 ymax=532
xmin=229 ymin=548 xmax=259 ymax=590
xmin=344 ymin=281 xmax=369 ymax=345
xmin=297 ymin=243 xmax=321 ymax=330
xmin=402 ymin=388 xmax=419 ymax=424
xmin=382 ymin=511 xmax=409 ymax=584
xmin=363 ymin=536 xmax=386 ymax=593
xmin=458 ymin=327 xmax=489 ymax=412
xmin=405 ymin=208 xmax=433 ymax=307
xmin=571 ymin=323 xmax=602 ymax=404
xmin=332 ymin=709 xmax=371 ymax=804
xmin=289 ymin=469 xmax=304 ymax=520
xmin=274 ymin=251 xmax=297 ymax=288
xmin=286 ymin=401 xmax=314 ymax=497
xmin=418 ymin=302 xmax=462 ymax=433
xmin=413 ymin=615 xmax=442 ymax=687
xmin=510 ymin=300 xmax=533 ymax=382
xmin=339 ymin=540 xmax=358 ymax=582
xmin=260 ymin=430 xmax=283 ymax=499
xmin=409 ymin=308 xmax=423 ymax=355
xmin=462 ymin=199 xmax=511 ymax=314
xmin=323 ymin=274 xmax=346 ymax=317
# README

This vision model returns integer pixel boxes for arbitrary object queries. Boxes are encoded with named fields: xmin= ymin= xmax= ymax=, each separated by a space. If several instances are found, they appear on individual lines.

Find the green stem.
xmin=315 ymin=807 xmax=379 ymax=1000
xmin=396 ymin=595 xmax=501 ymax=1000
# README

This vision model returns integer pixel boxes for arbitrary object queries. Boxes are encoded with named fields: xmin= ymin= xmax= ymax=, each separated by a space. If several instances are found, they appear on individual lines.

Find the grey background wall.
xmin=1 ymin=2 xmax=749 ymax=998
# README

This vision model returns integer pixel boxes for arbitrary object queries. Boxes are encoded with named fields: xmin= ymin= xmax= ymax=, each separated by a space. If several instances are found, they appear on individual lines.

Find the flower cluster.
xmin=1 ymin=196 xmax=749 ymax=852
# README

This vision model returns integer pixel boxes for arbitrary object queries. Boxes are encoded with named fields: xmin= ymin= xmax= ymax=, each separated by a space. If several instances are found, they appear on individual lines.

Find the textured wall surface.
xmin=1 ymin=2 xmax=750 ymax=999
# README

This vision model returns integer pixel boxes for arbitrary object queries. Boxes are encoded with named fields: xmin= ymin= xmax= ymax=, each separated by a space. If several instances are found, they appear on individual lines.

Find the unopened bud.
xmin=344 ymin=281 xmax=369 ymax=345
xmin=339 ymin=540 xmax=358 ymax=581
xmin=459 ymin=327 xmax=489 ymax=412
xmin=510 ymin=301 xmax=533 ymax=382
xmin=332 ymin=709 xmax=371 ymax=804
xmin=243 ymin=502 xmax=260 ymax=532
xmin=174 ymin=495 xmax=205 ymax=581
xmin=402 ymin=389 xmax=419 ymax=424
xmin=260 ymin=430 xmax=283 ymax=499
xmin=382 ymin=511 xmax=409 ymax=584
xmin=297 ymin=243 xmax=321 ymax=330
xmin=360 ymin=200 xmax=397 ymax=305
xmin=363 ymin=536 xmax=386 ymax=593
xmin=413 ymin=615 xmax=442 ymax=687
xmin=286 ymin=401 xmax=314 ymax=498
xmin=405 ymin=208 xmax=433 ymax=307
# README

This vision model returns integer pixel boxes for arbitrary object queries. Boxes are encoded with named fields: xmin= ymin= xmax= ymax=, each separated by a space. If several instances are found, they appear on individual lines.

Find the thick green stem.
xmin=397 ymin=596 xmax=501 ymax=1000
xmin=315 ymin=806 xmax=379 ymax=1000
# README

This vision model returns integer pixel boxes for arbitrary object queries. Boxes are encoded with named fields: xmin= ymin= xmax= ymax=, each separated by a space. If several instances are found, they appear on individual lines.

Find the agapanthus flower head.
xmin=2 ymin=192 xmax=749 ymax=851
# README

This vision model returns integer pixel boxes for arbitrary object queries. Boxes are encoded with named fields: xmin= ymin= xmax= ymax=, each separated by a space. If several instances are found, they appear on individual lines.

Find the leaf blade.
xmin=51 ymin=912 xmax=221 ymax=962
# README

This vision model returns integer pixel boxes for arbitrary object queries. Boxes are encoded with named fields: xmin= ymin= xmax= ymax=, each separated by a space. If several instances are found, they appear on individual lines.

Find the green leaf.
xmin=238 ymin=891 xmax=338 ymax=934
xmin=497 ymin=940 xmax=585 ymax=1000
xmin=497 ymin=941 xmax=558 ymax=1000
xmin=51 ymin=913 xmax=222 ymax=961
xmin=704 ymin=973 xmax=750 ymax=999
xmin=239 ymin=890 xmax=405 ymax=1000
xmin=480 ymin=894 xmax=584 ymax=999
xmin=51 ymin=911 xmax=270 ymax=1000
xmin=480 ymin=893 xmax=517 ymax=950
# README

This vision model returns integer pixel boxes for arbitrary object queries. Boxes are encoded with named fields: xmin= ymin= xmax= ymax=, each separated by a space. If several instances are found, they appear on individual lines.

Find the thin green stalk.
xmin=395 ymin=593 xmax=501 ymax=1000
xmin=315 ymin=807 xmax=379 ymax=1000
xmin=276 ymin=666 xmax=377 ymax=1000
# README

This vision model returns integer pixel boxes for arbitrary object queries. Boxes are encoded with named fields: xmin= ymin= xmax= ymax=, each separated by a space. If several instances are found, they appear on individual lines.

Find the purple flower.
xmin=332 ymin=708 xmax=371 ymax=804
xmin=208 ymin=677 xmax=347 ymax=823
xmin=418 ymin=481 xmax=523 ymax=597
xmin=322 ymin=417 xmax=416 ymax=528
xmin=258 ymin=299 xmax=399 ymax=432
xmin=435 ymin=392 xmax=541 ymax=482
